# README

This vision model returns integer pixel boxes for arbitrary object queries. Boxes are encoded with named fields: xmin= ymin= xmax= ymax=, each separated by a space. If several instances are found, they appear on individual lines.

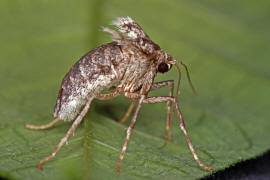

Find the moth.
xmin=26 ymin=17 xmax=213 ymax=172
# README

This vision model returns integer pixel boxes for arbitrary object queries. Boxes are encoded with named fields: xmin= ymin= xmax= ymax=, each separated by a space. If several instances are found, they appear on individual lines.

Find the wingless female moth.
xmin=26 ymin=17 xmax=213 ymax=172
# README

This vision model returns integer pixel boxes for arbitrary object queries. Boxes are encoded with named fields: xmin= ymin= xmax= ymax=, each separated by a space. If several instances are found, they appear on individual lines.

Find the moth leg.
xmin=150 ymin=80 xmax=174 ymax=91
xmin=37 ymin=96 xmax=95 ymax=170
xmin=124 ymin=92 xmax=141 ymax=99
xmin=25 ymin=89 xmax=119 ymax=130
xmin=126 ymin=81 xmax=175 ymax=142
xmin=117 ymin=95 xmax=145 ymax=172
xmin=151 ymin=80 xmax=174 ymax=144
xmin=25 ymin=118 xmax=59 ymax=130
xmin=97 ymin=89 xmax=137 ymax=124
xmin=143 ymin=96 xmax=213 ymax=172
xmin=118 ymin=100 xmax=136 ymax=124
xmin=96 ymin=89 xmax=122 ymax=100
xmin=24 ymin=88 xmax=116 ymax=130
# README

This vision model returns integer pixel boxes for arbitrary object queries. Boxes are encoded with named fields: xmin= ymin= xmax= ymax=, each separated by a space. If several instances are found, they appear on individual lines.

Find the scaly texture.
xmin=54 ymin=17 xmax=175 ymax=121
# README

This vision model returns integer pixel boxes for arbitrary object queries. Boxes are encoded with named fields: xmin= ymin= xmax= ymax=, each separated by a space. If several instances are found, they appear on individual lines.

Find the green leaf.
xmin=1 ymin=0 xmax=270 ymax=179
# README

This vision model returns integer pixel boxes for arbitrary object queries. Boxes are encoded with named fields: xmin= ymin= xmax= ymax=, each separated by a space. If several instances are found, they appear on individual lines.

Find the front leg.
xmin=143 ymin=96 xmax=213 ymax=172
xmin=124 ymin=81 xmax=174 ymax=143
xmin=150 ymin=80 xmax=174 ymax=144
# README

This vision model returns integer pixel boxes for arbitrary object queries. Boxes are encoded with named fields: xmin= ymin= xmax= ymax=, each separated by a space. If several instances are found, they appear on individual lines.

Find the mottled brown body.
xmin=26 ymin=17 xmax=213 ymax=173
xmin=54 ymin=42 xmax=123 ymax=121
xmin=55 ymin=30 xmax=168 ymax=122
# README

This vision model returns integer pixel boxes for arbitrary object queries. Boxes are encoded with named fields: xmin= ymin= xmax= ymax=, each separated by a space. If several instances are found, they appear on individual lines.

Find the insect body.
xmin=26 ymin=17 xmax=213 ymax=172
xmin=54 ymin=42 xmax=123 ymax=121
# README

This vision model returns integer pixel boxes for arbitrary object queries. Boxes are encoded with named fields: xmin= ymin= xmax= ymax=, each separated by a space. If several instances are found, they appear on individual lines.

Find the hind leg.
xmin=25 ymin=118 xmax=59 ymax=130
xmin=37 ymin=96 xmax=95 ymax=170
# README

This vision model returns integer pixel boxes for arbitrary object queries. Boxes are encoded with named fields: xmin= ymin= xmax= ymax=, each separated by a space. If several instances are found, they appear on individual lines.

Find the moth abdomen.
xmin=54 ymin=42 xmax=124 ymax=121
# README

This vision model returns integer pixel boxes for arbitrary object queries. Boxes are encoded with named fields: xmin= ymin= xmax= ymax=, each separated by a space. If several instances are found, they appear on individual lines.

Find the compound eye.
xmin=158 ymin=62 xmax=169 ymax=73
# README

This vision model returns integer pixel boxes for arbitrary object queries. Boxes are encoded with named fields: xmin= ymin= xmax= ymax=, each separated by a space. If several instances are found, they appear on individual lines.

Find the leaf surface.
xmin=0 ymin=0 xmax=270 ymax=179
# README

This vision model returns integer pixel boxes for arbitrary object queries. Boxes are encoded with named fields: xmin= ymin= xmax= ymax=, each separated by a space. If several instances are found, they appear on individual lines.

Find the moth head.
xmin=156 ymin=52 xmax=198 ymax=97
xmin=156 ymin=53 xmax=176 ymax=74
